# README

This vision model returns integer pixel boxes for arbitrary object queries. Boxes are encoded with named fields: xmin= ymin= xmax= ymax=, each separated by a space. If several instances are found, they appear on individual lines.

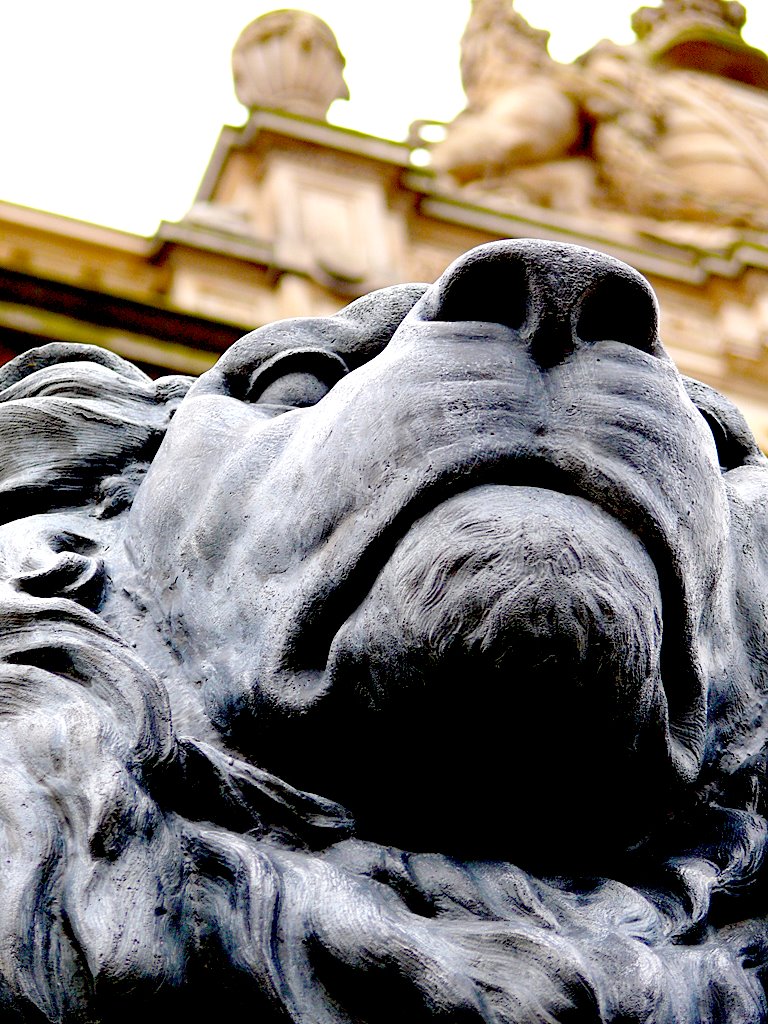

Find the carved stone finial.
xmin=232 ymin=9 xmax=349 ymax=121
xmin=632 ymin=0 xmax=747 ymax=41
xmin=630 ymin=0 xmax=768 ymax=88
xmin=460 ymin=0 xmax=553 ymax=108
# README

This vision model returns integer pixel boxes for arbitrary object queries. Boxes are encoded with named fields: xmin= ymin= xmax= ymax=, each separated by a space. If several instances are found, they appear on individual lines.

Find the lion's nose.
xmin=418 ymin=239 xmax=661 ymax=368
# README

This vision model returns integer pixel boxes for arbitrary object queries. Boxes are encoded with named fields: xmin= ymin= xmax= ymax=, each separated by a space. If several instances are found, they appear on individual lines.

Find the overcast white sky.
xmin=1 ymin=1 xmax=767 ymax=236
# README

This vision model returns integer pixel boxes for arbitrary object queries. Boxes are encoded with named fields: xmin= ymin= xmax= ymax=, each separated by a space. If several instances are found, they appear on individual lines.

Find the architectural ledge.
xmin=194 ymin=110 xmax=412 ymax=206
xmin=0 ymin=199 xmax=153 ymax=254
xmin=407 ymin=178 xmax=768 ymax=287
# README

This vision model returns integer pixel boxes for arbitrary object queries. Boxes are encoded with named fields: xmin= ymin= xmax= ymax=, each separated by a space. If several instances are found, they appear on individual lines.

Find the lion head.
xmin=0 ymin=240 xmax=766 ymax=1022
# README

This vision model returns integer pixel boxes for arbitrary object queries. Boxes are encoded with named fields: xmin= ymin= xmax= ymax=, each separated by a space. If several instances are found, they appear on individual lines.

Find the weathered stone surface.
xmin=0 ymin=240 xmax=766 ymax=1021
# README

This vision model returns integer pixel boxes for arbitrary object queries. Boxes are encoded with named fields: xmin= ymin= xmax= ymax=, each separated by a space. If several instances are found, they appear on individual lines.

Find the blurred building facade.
xmin=3 ymin=1 xmax=768 ymax=442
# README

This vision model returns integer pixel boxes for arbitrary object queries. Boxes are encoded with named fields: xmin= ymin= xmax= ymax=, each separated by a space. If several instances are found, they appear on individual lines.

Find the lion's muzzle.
xmin=130 ymin=239 xmax=734 ymax=863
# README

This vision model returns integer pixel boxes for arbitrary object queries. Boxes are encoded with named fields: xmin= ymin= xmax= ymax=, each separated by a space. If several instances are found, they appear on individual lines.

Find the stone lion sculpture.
xmin=0 ymin=239 xmax=767 ymax=1023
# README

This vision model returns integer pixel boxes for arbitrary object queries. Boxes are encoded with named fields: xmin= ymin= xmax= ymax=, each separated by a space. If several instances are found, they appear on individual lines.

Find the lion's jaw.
xmin=312 ymin=482 xmax=672 ymax=861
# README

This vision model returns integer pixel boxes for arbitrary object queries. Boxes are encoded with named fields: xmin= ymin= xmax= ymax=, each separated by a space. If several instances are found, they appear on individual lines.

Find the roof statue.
xmin=431 ymin=0 xmax=768 ymax=229
xmin=232 ymin=9 xmax=349 ymax=120
xmin=459 ymin=0 xmax=554 ymax=108
xmin=431 ymin=0 xmax=587 ymax=210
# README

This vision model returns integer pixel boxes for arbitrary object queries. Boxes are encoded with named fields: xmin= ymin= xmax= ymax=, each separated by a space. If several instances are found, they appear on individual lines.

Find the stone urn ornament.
xmin=232 ymin=8 xmax=349 ymax=120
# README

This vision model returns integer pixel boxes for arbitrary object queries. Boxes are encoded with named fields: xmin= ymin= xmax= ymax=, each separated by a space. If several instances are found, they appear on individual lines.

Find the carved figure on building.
xmin=431 ymin=0 xmax=768 ymax=228
xmin=0 ymin=240 xmax=768 ymax=1020
xmin=431 ymin=0 xmax=592 ymax=211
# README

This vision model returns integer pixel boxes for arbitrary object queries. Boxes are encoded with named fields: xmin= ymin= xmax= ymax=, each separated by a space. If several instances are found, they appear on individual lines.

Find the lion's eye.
xmin=682 ymin=376 xmax=761 ymax=473
xmin=254 ymin=372 xmax=333 ymax=408
xmin=243 ymin=348 xmax=348 ymax=409
xmin=697 ymin=409 xmax=746 ymax=473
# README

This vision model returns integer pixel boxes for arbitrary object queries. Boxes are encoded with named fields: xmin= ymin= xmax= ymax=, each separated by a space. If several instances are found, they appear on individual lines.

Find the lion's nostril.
xmin=430 ymin=255 xmax=529 ymax=331
xmin=577 ymin=274 xmax=659 ymax=354
xmin=423 ymin=240 xmax=662 ymax=368
xmin=16 ymin=552 xmax=106 ymax=611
